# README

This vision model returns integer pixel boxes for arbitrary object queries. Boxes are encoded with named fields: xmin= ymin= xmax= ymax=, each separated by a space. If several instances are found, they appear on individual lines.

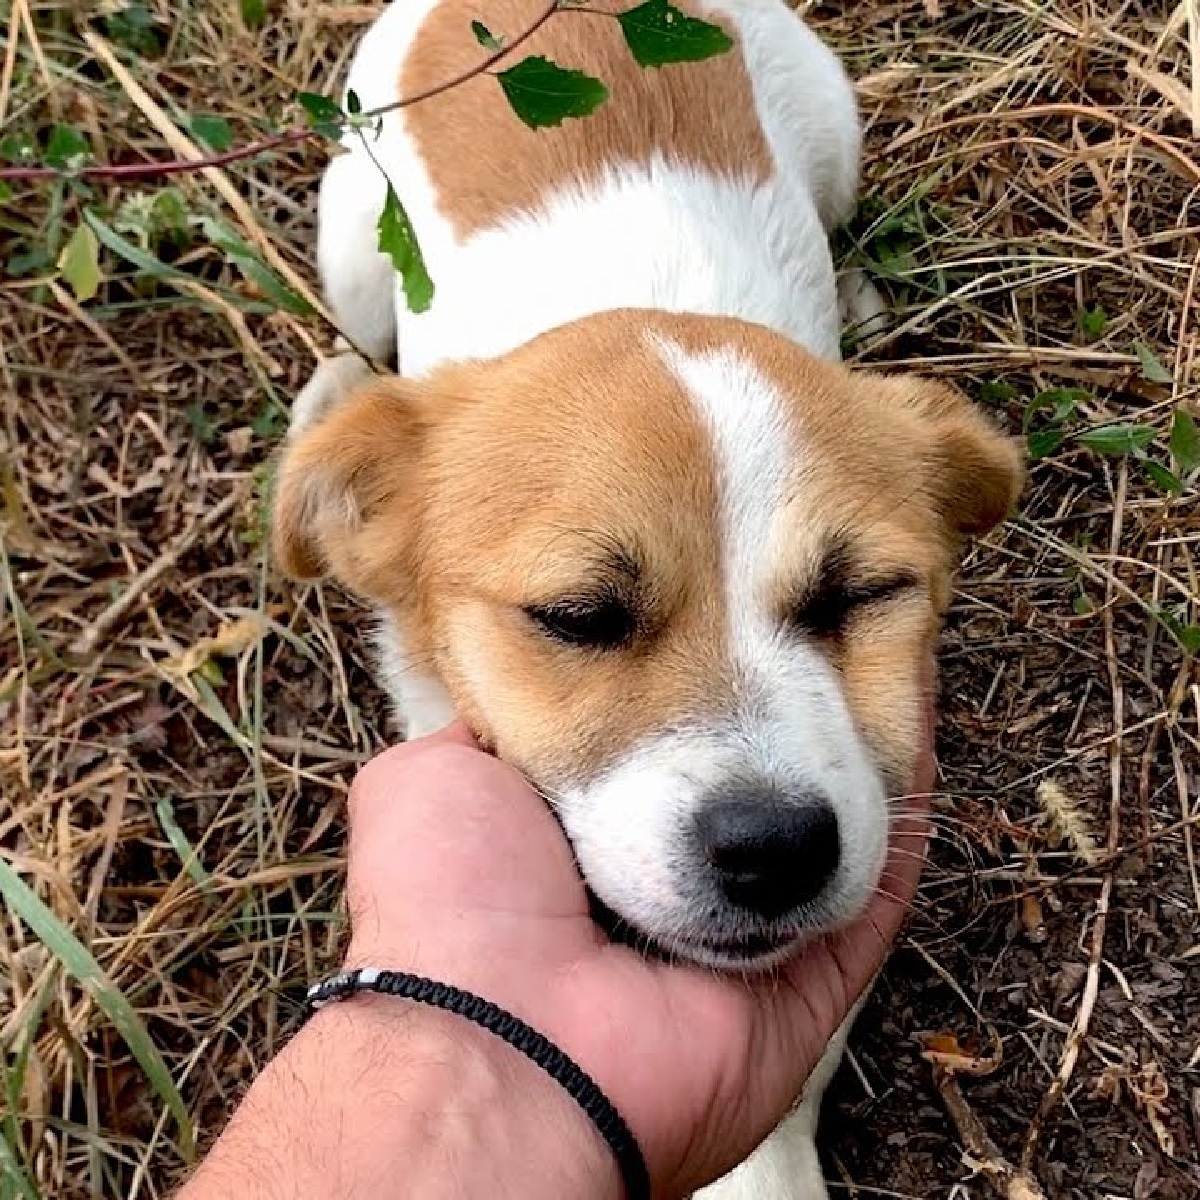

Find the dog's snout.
xmin=695 ymin=789 xmax=841 ymax=919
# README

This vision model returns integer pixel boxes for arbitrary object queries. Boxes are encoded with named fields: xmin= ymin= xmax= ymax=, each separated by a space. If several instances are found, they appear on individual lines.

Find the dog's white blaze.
xmin=655 ymin=339 xmax=848 ymax=774
xmin=654 ymin=340 xmax=795 ymax=718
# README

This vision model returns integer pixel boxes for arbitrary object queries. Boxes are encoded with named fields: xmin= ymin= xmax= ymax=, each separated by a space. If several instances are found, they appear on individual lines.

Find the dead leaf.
xmin=1132 ymin=1060 xmax=1176 ymax=1156
xmin=224 ymin=426 xmax=254 ymax=457
xmin=20 ymin=1041 xmax=49 ymax=1150
xmin=918 ymin=1030 xmax=1003 ymax=1077
xmin=168 ymin=613 xmax=267 ymax=678
xmin=1052 ymin=961 xmax=1087 ymax=1007
xmin=1021 ymin=890 xmax=1047 ymax=944
xmin=1133 ymin=1157 xmax=1160 ymax=1199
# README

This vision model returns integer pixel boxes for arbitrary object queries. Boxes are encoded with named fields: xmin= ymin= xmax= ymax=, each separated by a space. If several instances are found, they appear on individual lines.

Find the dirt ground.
xmin=1 ymin=2 xmax=1198 ymax=1198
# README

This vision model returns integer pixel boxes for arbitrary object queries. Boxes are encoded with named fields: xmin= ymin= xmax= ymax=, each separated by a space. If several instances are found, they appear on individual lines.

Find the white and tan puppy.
xmin=275 ymin=3 xmax=1022 ymax=1196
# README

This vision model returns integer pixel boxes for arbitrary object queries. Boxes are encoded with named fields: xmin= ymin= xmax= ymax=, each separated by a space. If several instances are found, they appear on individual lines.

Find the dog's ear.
xmin=890 ymin=376 xmax=1025 ymax=538
xmin=272 ymin=376 xmax=426 ymax=596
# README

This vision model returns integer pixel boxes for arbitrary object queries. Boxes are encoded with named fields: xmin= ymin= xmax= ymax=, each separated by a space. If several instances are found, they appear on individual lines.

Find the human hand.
xmin=338 ymin=694 xmax=933 ymax=1198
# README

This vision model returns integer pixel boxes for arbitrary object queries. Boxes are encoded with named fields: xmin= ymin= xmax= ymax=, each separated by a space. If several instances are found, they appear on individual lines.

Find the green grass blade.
xmin=0 ymin=967 xmax=57 ymax=1200
xmin=0 ymin=858 xmax=195 ymax=1161
xmin=155 ymin=795 xmax=214 ymax=893
xmin=0 ymin=1125 xmax=40 ymax=1200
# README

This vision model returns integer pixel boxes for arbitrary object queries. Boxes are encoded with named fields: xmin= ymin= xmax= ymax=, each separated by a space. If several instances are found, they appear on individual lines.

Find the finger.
xmin=346 ymin=738 xmax=589 ymax=925
xmin=347 ymin=723 xmax=478 ymax=824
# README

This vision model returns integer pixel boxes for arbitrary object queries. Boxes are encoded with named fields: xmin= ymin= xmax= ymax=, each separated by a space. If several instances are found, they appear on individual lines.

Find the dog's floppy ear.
xmin=890 ymin=377 xmax=1025 ymax=538
xmin=272 ymin=376 xmax=426 ymax=595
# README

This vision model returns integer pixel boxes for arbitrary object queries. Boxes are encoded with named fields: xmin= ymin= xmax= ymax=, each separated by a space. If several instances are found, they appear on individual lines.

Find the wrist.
xmin=312 ymin=995 xmax=623 ymax=1200
xmin=182 ymin=990 xmax=622 ymax=1200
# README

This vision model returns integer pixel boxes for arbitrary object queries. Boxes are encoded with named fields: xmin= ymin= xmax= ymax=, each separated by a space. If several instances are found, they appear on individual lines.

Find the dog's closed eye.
xmin=524 ymin=596 xmax=638 ymax=650
xmin=787 ymin=571 xmax=919 ymax=639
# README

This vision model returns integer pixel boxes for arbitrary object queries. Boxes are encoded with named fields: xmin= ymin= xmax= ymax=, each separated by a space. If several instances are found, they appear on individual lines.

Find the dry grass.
xmin=1 ymin=1 xmax=1197 ymax=1197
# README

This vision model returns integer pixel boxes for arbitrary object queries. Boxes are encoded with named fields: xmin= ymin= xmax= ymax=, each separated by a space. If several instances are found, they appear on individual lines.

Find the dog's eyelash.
xmin=788 ymin=572 xmax=919 ymax=638
xmin=524 ymin=597 xmax=637 ymax=650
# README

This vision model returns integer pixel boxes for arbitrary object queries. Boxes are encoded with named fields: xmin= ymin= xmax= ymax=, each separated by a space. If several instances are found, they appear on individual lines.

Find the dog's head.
xmin=275 ymin=311 xmax=1021 ymax=967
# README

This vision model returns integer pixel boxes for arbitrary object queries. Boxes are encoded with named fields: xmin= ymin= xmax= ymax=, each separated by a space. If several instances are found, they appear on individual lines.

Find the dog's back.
xmin=318 ymin=0 xmax=862 ymax=375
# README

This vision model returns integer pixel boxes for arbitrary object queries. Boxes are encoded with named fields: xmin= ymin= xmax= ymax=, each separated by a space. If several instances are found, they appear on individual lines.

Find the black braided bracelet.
xmin=306 ymin=967 xmax=651 ymax=1200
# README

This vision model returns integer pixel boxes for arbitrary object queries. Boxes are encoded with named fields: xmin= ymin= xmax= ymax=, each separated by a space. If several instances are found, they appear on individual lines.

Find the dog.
xmin=272 ymin=2 xmax=1023 ymax=1195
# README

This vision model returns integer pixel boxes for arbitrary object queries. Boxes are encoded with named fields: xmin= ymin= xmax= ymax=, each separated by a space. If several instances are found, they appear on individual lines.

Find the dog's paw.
xmin=837 ymin=267 xmax=889 ymax=346
xmin=290 ymin=347 xmax=375 ymax=438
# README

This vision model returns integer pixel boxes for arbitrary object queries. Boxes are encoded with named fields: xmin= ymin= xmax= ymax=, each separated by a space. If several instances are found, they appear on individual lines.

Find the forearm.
xmin=178 ymin=997 xmax=621 ymax=1200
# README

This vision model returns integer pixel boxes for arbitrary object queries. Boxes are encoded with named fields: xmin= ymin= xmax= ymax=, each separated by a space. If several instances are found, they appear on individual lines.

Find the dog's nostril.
xmin=696 ymin=794 xmax=841 ymax=919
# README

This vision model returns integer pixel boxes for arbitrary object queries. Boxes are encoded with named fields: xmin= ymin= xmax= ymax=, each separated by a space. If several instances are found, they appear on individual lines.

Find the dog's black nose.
xmin=695 ymin=790 xmax=841 ymax=919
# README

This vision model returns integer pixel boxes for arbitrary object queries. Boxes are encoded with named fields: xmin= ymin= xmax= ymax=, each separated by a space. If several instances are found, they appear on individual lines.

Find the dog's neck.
xmin=395 ymin=165 xmax=842 ymax=379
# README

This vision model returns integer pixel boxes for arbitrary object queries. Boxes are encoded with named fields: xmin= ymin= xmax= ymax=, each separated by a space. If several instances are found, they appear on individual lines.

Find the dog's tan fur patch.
xmin=400 ymin=0 xmax=772 ymax=239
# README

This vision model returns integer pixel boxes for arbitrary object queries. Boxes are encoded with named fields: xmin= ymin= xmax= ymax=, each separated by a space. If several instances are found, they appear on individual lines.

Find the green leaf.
xmin=199 ymin=217 xmax=315 ymax=316
xmin=377 ymin=184 xmax=434 ymax=314
xmin=114 ymin=187 xmax=192 ymax=255
xmin=1156 ymin=608 xmax=1200 ymax=655
xmin=5 ymin=244 xmax=53 ymax=277
xmin=0 ymin=855 xmax=195 ymax=1159
xmin=0 ymin=1128 xmax=39 ymax=1200
xmin=86 ymin=208 xmax=202 ymax=287
xmin=1076 ymin=305 xmax=1107 ymax=341
xmin=472 ymin=19 xmax=502 ymax=50
xmin=190 ymin=114 xmax=233 ymax=152
xmin=979 ymin=379 xmax=1016 ymax=405
xmin=45 ymin=124 xmax=90 ymax=170
xmin=497 ymin=56 xmax=609 ymax=129
xmin=1133 ymin=340 xmax=1172 ymax=384
xmin=346 ymin=89 xmax=362 ymax=116
xmin=1143 ymin=460 xmax=1183 ymax=495
xmin=1022 ymin=387 xmax=1087 ymax=433
xmin=617 ymin=0 xmax=734 ymax=67
xmin=1 ymin=131 xmax=36 ymax=164
xmin=1072 ymin=592 xmax=1094 ymax=616
xmin=1076 ymin=423 xmax=1156 ymax=456
xmin=57 ymin=223 xmax=102 ymax=302
xmin=0 ymin=180 xmax=11 ymax=203
xmin=241 ymin=0 xmax=268 ymax=28
xmin=106 ymin=2 xmax=164 ymax=56
xmin=250 ymin=402 xmax=286 ymax=441
xmin=197 ymin=658 xmax=226 ymax=686
xmin=186 ymin=401 xmax=218 ymax=446
xmin=1027 ymin=429 xmax=1064 ymax=459
xmin=297 ymin=92 xmax=344 ymax=139
xmin=1169 ymin=408 xmax=1198 ymax=475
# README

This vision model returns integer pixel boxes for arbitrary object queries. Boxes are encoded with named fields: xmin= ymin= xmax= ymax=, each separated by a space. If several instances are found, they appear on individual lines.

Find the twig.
xmin=69 ymin=484 xmax=250 ymax=659
xmin=932 ymin=1068 xmax=1047 ymax=1200
xmin=0 ymin=129 xmax=313 ymax=182
xmin=47 ymin=279 xmax=141 ymax=380
xmin=1018 ymin=466 xmax=1129 ymax=1172
xmin=0 ymin=0 xmax=562 ymax=185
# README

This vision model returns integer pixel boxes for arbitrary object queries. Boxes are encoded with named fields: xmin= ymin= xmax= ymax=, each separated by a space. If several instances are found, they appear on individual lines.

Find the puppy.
xmin=274 ymin=2 xmax=1022 ymax=1196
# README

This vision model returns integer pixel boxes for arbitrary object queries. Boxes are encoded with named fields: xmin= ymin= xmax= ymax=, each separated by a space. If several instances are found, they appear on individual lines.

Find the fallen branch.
xmin=933 ymin=1067 xmax=1048 ymax=1200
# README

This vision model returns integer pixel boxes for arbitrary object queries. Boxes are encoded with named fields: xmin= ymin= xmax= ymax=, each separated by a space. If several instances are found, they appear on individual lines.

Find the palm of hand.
xmin=344 ymin=725 xmax=930 ymax=1197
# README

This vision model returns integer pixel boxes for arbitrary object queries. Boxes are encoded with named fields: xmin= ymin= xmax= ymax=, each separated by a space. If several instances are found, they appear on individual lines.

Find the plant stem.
xmin=0 ymin=0 xmax=562 ymax=185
